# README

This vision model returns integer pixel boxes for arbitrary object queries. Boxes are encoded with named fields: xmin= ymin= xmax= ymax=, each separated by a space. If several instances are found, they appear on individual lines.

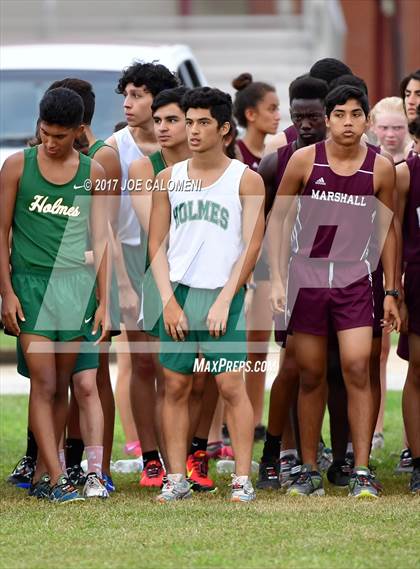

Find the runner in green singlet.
xmin=0 ymin=87 xmax=108 ymax=503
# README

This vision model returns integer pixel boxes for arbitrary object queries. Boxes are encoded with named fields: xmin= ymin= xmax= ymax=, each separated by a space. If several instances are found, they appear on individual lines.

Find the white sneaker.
xmin=230 ymin=474 xmax=256 ymax=502
xmin=156 ymin=474 xmax=192 ymax=502
xmin=83 ymin=473 xmax=109 ymax=499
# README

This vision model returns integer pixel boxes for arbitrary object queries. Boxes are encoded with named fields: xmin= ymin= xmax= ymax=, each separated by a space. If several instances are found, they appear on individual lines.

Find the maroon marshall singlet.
xmin=286 ymin=141 xmax=377 ymax=335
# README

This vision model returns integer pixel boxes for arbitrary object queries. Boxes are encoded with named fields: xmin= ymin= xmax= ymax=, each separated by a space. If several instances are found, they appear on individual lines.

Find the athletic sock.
xmin=26 ymin=429 xmax=38 ymax=461
xmin=412 ymin=457 xmax=420 ymax=470
xmin=85 ymin=445 xmax=103 ymax=477
xmin=58 ymin=449 xmax=67 ymax=473
xmin=65 ymin=438 xmax=85 ymax=468
xmin=261 ymin=431 xmax=281 ymax=462
xmin=189 ymin=437 xmax=208 ymax=455
xmin=280 ymin=448 xmax=298 ymax=459
xmin=142 ymin=450 xmax=160 ymax=467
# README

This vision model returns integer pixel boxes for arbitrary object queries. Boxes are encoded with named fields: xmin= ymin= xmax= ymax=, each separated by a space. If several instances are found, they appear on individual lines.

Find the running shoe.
xmin=349 ymin=467 xmax=382 ymax=499
xmin=186 ymin=451 xmax=216 ymax=492
xmin=156 ymin=475 xmax=192 ymax=502
xmin=28 ymin=473 xmax=51 ymax=499
xmin=409 ymin=467 xmax=420 ymax=494
xmin=280 ymin=454 xmax=301 ymax=488
xmin=231 ymin=474 xmax=256 ymax=502
xmin=287 ymin=465 xmax=325 ymax=497
xmin=207 ymin=441 xmax=234 ymax=460
xmin=49 ymin=475 xmax=84 ymax=503
xmin=140 ymin=459 xmax=165 ymax=488
xmin=317 ymin=442 xmax=333 ymax=472
xmin=327 ymin=460 xmax=352 ymax=487
xmin=371 ymin=432 xmax=385 ymax=451
xmin=66 ymin=464 xmax=86 ymax=487
xmin=7 ymin=456 xmax=35 ymax=489
xmin=256 ymin=460 xmax=280 ymax=490
xmin=83 ymin=473 xmax=109 ymax=499
xmin=395 ymin=448 xmax=413 ymax=474
xmin=254 ymin=424 xmax=267 ymax=442
xmin=103 ymin=473 xmax=115 ymax=493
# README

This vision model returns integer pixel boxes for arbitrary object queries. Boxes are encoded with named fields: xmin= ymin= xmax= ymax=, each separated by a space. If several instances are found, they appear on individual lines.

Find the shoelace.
xmin=353 ymin=472 xmax=379 ymax=490
xmin=86 ymin=475 xmax=100 ymax=487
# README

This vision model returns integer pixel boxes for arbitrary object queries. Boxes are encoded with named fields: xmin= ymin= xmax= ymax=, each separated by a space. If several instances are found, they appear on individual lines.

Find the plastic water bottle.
xmin=216 ymin=460 xmax=259 ymax=474
xmin=111 ymin=457 xmax=144 ymax=473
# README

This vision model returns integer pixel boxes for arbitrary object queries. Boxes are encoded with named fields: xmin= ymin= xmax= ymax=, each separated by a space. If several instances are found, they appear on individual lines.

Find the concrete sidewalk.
xmin=0 ymin=345 xmax=408 ymax=395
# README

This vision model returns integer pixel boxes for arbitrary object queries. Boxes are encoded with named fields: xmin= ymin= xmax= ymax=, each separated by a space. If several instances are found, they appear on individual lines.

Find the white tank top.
xmin=167 ymin=159 xmax=247 ymax=288
xmin=114 ymin=126 xmax=143 ymax=246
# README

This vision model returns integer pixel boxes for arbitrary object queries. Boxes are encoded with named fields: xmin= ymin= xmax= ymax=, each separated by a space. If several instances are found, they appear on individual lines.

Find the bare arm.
xmin=93 ymin=145 xmax=121 ymax=236
xmin=374 ymin=154 xmax=400 ymax=332
xmin=89 ymin=160 xmax=109 ymax=341
xmin=258 ymin=151 xmax=278 ymax=218
xmin=0 ymin=153 xmax=25 ymax=335
xmin=267 ymin=147 xmax=313 ymax=312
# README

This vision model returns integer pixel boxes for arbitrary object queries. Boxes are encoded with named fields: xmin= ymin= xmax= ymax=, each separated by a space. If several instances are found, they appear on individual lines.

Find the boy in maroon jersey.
xmin=256 ymin=75 xmax=328 ymax=489
xmin=396 ymin=116 xmax=420 ymax=493
xmin=271 ymin=85 xmax=400 ymax=498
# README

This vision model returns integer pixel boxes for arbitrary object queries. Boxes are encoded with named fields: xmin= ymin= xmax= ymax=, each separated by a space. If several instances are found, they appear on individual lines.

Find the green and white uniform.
xmin=141 ymin=150 xmax=166 ymax=337
xmin=114 ymin=126 xmax=145 ymax=299
xmin=10 ymin=145 xmax=97 ymax=342
xmin=159 ymin=158 xmax=248 ymax=374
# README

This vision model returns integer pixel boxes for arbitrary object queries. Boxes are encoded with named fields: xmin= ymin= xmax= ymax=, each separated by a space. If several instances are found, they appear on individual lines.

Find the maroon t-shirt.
xmin=403 ymin=155 xmax=420 ymax=263
xmin=284 ymin=124 xmax=298 ymax=144
xmin=237 ymin=140 xmax=261 ymax=171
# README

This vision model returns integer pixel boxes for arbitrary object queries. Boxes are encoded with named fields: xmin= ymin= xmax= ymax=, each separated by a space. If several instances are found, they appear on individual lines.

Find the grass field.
xmin=0 ymin=391 xmax=418 ymax=569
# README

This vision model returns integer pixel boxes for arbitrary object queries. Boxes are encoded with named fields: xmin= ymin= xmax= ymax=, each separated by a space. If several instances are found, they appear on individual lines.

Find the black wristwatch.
xmin=384 ymin=289 xmax=399 ymax=298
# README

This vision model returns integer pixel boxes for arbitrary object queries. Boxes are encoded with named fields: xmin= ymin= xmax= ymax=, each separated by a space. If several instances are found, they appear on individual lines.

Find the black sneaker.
xmin=7 ymin=456 xmax=36 ymax=489
xmin=254 ymin=424 xmax=267 ymax=442
xmin=409 ymin=467 xmax=420 ymax=494
xmin=66 ymin=464 xmax=86 ymax=487
xmin=28 ymin=473 xmax=51 ymax=499
xmin=256 ymin=460 xmax=280 ymax=490
xmin=327 ymin=460 xmax=352 ymax=487
xmin=395 ymin=448 xmax=413 ymax=474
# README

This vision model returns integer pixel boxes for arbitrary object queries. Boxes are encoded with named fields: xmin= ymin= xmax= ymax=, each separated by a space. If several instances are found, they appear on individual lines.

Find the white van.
xmin=0 ymin=43 xmax=207 ymax=164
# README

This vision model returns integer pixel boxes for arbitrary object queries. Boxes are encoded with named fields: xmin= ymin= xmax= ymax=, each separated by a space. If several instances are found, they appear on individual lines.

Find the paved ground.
xmin=0 ymin=345 xmax=408 ymax=395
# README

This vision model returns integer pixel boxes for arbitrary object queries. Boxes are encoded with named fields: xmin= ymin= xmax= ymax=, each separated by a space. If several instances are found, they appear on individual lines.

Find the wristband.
xmin=384 ymin=289 xmax=399 ymax=298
